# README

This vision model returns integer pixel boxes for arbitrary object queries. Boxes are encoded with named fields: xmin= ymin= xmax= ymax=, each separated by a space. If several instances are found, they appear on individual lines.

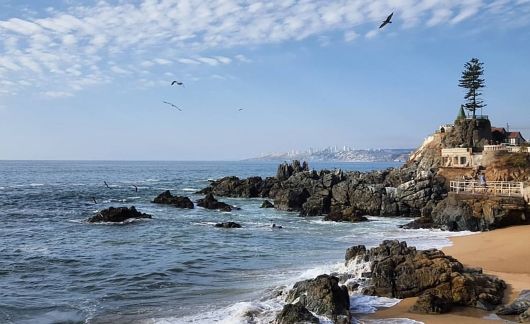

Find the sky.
xmin=0 ymin=0 xmax=529 ymax=160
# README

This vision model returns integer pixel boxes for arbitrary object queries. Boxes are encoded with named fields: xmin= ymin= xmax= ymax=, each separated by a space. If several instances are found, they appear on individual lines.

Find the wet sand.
xmin=364 ymin=225 xmax=530 ymax=323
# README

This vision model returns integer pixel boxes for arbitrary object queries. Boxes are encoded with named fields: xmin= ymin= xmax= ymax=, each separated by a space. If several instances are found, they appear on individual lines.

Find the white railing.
xmin=450 ymin=180 xmax=524 ymax=197
xmin=483 ymin=145 xmax=507 ymax=152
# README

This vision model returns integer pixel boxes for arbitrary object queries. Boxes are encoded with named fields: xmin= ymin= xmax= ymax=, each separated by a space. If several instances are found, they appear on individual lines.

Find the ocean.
xmin=0 ymin=161 xmax=471 ymax=324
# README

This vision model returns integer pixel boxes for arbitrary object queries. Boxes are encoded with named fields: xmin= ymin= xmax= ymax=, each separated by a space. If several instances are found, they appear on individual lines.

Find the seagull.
xmin=171 ymin=81 xmax=184 ymax=87
xmin=379 ymin=12 xmax=393 ymax=29
xmin=162 ymin=101 xmax=182 ymax=111
xmin=92 ymin=197 xmax=98 ymax=204
xmin=132 ymin=185 xmax=138 ymax=192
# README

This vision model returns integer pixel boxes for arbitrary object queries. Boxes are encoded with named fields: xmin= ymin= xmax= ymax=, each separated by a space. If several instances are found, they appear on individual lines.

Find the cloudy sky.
xmin=1 ymin=0 xmax=529 ymax=160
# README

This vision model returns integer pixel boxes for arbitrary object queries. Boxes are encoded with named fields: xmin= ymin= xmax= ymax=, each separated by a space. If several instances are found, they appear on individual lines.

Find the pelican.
xmin=104 ymin=181 xmax=112 ymax=189
xmin=171 ymin=81 xmax=184 ymax=87
xmin=162 ymin=101 xmax=182 ymax=111
xmin=379 ymin=12 xmax=393 ymax=29
xmin=132 ymin=185 xmax=138 ymax=192
xmin=92 ymin=197 xmax=98 ymax=204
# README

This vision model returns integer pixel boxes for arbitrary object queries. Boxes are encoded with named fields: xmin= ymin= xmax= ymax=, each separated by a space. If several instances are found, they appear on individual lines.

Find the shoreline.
xmin=364 ymin=225 xmax=530 ymax=323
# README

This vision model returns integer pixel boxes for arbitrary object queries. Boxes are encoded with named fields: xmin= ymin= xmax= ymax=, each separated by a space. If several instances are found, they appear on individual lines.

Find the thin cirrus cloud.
xmin=0 ymin=0 xmax=529 ymax=98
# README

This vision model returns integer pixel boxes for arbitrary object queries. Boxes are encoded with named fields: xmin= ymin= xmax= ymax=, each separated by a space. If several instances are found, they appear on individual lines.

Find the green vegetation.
xmin=458 ymin=58 xmax=486 ymax=119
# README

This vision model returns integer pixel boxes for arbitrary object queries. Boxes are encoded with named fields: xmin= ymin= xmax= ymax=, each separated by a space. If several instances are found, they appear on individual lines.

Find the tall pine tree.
xmin=458 ymin=58 xmax=486 ymax=119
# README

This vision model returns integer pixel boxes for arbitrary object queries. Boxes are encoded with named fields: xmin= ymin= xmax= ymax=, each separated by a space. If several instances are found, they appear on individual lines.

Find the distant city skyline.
xmin=1 ymin=0 xmax=529 ymax=160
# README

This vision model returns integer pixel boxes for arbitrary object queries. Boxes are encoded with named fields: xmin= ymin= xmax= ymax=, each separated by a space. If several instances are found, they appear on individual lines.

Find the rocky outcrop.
xmin=404 ymin=193 xmax=530 ymax=231
xmin=197 ymin=193 xmax=239 ymax=212
xmin=347 ymin=240 xmax=505 ymax=311
xmin=260 ymin=200 xmax=274 ymax=208
xmin=286 ymin=274 xmax=350 ymax=323
xmin=324 ymin=207 xmax=368 ymax=222
xmin=496 ymin=290 xmax=530 ymax=317
xmin=197 ymin=176 xmax=277 ymax=198
xmin=153 ymin=190 xmax=194 ymax=209
xmin=277 ymin=160 xmax=309 ymax=181
xmin=87 ymin=206 xmax=151 ymax=223
xmin=214 ymin=222 xmax=242 ymax=228
xmin=275 ymin=304 xmax=319 ymax=324
xmin=198 ymin=160 xmax=447 ymax=219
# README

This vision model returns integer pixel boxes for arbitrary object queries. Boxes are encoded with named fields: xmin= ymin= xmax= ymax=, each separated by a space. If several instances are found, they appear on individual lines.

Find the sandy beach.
xmin=364 ymin=225 xmax=530 ymax=323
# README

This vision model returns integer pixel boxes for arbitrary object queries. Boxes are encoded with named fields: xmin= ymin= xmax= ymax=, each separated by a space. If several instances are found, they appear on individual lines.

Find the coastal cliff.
xmin=198 ymin=117 xmax=530 ymax=231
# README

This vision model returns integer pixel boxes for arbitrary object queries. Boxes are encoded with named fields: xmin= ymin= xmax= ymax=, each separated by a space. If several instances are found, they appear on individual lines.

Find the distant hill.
xmin=246 ymin=146 xmax=413 ymax=162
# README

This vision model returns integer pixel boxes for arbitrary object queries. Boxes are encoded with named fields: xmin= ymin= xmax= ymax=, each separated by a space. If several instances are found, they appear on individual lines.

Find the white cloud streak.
xmin=0 ymin=0 xmax=528 ymax=97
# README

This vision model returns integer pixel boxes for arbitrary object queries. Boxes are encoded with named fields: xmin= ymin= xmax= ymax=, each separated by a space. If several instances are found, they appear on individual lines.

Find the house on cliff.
xmin=491 ymin=127 xmax=527 ymax=145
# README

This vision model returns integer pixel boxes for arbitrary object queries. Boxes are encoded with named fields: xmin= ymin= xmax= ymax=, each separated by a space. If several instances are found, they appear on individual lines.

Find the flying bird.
xmin=162 ymin=101 xmax=182 ymax=111
xmin=238 ymin=108 xmax=244 ymax=111
xmin=132 ymin=185 xmax=138 ymax=192
xmin=92 ymin=197 xmax=98 ymax=204
xmin=379 ymin=12 xmax=394 ymax=29
xmin=171 ymin=81 xmax=184 ymax=87
xmin=104 ymin=181 xmax=112 ymax=189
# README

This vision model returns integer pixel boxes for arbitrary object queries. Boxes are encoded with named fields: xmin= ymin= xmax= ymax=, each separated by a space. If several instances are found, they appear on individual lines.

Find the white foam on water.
xmin=153 ymin=226 xmax=477 ymax=324
xmin=30 ymin=183 xmax=44 ymax=186
xmin=182 ymin=188 xmax=199 ymax=192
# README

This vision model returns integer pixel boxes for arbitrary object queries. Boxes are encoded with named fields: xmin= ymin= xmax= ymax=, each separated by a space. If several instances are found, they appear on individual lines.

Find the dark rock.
xmin=400 ymin=217 xmax=437 ymax=230
xmin=197 ymin=193 xmax=239 ymax=212
xmin=153 ymin=190 xmax=194 ymax=209
xmin=261 ymin=200 xmax=274 ymax=208
xmin=350 ymin=240 xmax=505 ymax=311
xmin=276 ymin=160 xmax=309 ymax=181
xmin=214 ymin=222 xmax=242 ymax=228
xmin=275 ymin=303 xmax=319 ymax=324
xmin=286 ymin=274 xmax=350 ymax=321
xmin=430 ymin=194 xmax=530 ymax=231
xmin=410 ymin=292 xmax=452 ymax=314
xmin=496 ymin=290 xmax=530 ymax=315
xmin=324 ymin=207 xmax=368 ymax=223
xmin=273 ymin=188 xmax=310 ymax=212
xmin=87 ymin=206 xmax=151 ymax=223
xmin=520 ymin=307 xmax=530 ymax=322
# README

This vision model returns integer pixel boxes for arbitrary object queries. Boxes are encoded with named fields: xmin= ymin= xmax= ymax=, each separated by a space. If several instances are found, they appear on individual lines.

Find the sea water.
xmin=0 ymin=161 xmax=472 ymax=323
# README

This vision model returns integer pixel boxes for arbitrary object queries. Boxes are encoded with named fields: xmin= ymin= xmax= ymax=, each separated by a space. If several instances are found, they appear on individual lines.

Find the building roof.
xmin=491 ymin=127 xmax=506 ymax=134
xmin=507 ymin=131 xmax=526 ymax=140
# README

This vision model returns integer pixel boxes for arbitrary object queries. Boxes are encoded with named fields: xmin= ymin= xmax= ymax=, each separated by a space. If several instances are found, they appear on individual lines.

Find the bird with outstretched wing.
xmin=379 ymin=12 xmax=393 ymax=29
xmin=162 ymin=101 xmax=182 ymax=111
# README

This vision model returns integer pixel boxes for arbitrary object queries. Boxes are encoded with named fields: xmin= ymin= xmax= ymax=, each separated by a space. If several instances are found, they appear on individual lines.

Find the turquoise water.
xmin=0 ymin=161 xmax=466 ymax=323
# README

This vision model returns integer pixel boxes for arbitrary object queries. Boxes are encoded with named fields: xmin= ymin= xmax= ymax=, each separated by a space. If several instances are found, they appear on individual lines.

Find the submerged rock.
xmin=324 ymin=207 xmax=368 ymax=223
xmin=286 ymin=274 xmax=350 ymax=322
xmin=197 ymin=193 xmax=239 ymax=212
xmin=349 ymin=240 xmax=505 ymax=311
xmin=87 ymin=206 xmax=151 ymax=223
xmin=260 ymin=200 xmax=274 ymax=208
xmin=214 ymin=222 xmax=242 ymax=228
xmin=275 ymin=303 xmax=319 ymax=324
xmin=153 ymin=190 xmax=194 ymax=209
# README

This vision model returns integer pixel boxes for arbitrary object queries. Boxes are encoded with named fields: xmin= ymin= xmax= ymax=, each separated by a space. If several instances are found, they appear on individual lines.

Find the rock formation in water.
xmin=346 ymin=240 xmax=506 ymax=312
xmin=196 ymin=193 xmax=239 ymax=212
xmin=198 ymin=160 xmax=446 ymax=219
xmin=153 ymin=190 xmax=194 ymax=209
xmin=275 ymin=303 xmax=319 ymax=324
xmin=214 ymin=222 xmax=242 ymax=228
xmin=285 ymin=274 xmax=351 ymax=323
xmin=87 ymin=206 xmax=152 ymax=223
